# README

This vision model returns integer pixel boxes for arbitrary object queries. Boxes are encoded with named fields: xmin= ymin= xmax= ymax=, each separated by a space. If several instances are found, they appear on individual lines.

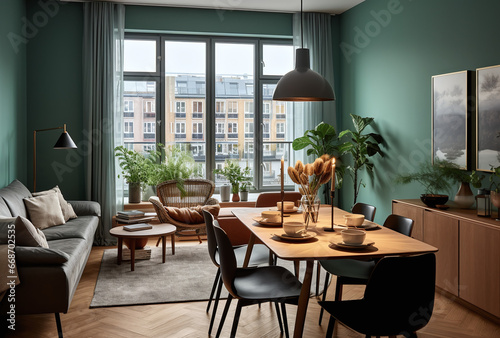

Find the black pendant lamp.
xmin=273 ymin=0 xmax=335 ymax=102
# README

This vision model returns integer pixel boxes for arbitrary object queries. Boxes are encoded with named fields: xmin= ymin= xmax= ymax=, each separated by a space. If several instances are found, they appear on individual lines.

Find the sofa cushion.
xmin=0 ymin=198 xmax=12 ymax=217
xmin=33 ymin=186 xmax=77 ymax=222
xmin=14 ymin=216 xmax=49 ymax=248
xmin=68 ymin=200 xmax=101 ymax=217
xmin=0 ymin=217 xmax=16 ymax=243
xmin=24 ymin=193 xmax=66 ymax=230
xmin=15 ymin=246 xmax=69 ymax=265
xmin=42 ymin=216 xmax=99 ymax=241
xmin=0 ymin=180 xmax=32 ymax=218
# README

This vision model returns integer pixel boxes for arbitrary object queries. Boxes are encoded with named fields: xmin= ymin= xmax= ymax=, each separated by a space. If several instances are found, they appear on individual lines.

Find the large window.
xmin=122 ymin=35 xmax=294 ymax=192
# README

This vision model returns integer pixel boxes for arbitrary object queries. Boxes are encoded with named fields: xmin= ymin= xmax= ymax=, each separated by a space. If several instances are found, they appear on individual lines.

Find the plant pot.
xmin=240 ymin=191 xmax=249 ymax=202
xmin=491 ymin=191 xmax=500 ymax=210
xmin=454 ymin=182 xmax=475 ymax=209
xmin=420 ymin=194 xmax=448 ymax=208
xmin=220 ymin=185 xmax=231 ymax=202
xmin=232 ymin=193 xmax=240 ymax=202
xmin=128 ymin=182 xmax=141 ymax=203
xmin=141 ymin=185 xmax=156 ymax=202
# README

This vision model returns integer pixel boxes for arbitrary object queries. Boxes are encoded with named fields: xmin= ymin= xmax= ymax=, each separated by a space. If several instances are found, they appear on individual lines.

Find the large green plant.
xmin=213 ymin=160 xmax=251 ymax=194
xmin=114 ymin=145 xmax=159 ymax=184
xmin=339 ymin=114 xmax=384 ymax=205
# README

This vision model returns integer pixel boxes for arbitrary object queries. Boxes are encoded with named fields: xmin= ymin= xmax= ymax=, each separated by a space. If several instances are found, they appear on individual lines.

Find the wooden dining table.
xmin=232 ymin=205 xmax=438 ymax=338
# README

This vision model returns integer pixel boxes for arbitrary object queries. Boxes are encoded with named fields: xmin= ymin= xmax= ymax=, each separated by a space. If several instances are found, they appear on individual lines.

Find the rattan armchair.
xmin=149 ymin=178 xmax=218 ymax=243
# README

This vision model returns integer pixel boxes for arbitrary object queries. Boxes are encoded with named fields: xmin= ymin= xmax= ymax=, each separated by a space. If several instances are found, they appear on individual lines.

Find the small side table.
xmin=109 ymin=224 xmax=176 ymax=271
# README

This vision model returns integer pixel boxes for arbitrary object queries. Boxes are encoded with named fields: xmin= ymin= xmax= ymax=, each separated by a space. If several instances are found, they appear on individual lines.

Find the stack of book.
xmin=122 ymin=246 xmax=152 ymax=261
xmin=116 ymin=210 xmax=154 ymax=224
xmin=123 ymin=223 xmax=152 ymax=232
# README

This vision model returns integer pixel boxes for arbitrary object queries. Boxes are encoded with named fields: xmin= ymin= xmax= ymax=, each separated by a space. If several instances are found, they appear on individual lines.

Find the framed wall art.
xmin=432 ymin=70 xmax=474 ymax=169
xmin=476 ymin=65 xmax=500 ymax=172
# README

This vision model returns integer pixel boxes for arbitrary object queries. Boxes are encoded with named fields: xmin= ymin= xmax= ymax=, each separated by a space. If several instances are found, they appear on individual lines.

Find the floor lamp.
xmin=33 ymin=124 xmax=77 ymax=192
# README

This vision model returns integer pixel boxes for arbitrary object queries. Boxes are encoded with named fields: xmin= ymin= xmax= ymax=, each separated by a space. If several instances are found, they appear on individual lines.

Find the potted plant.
xmin=395 ymin=160 xmax=454 ymax=208
xmin=213 ymin=160 xmax=252 ymax=202
xmin=437 ymin=162 xmax=485 ymax=209
xmin=239 ymin=180 xmax=253 ymax=202
xmin=114 ymin=146 xmax=150 ymax=203
xmin=339 ymin=114 xmax=384 ymax=205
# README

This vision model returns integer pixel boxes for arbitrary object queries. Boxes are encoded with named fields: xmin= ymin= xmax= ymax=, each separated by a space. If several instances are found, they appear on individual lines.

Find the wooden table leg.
xmin=130 ymin=238 xmax=136 ymax=272
xmin=293 ymin=260 xmax=314 ymax=338
xmin=161 ymin=236 xmax=166 ymax=263
xmin=171 ymin=234 xmax=175 ymax=255
xmin=117 ymin=238 xmax=123 ymax=265
xmin=242 ymin=233 xmax=256 ymax=268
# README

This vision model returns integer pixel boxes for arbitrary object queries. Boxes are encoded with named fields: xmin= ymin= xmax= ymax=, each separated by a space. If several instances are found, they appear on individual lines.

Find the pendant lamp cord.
xmin=300 ymin=0 xmax=304 ymax=48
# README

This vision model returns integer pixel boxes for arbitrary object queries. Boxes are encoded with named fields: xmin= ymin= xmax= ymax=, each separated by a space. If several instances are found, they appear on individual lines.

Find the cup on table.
xmin=341 ymin=229 xmax=366 ymax=244
xmin=344 ymin=214 xmax=365 ymax=227
xmin=261 ymin=211 xmax=281 ymax=223
xmin=283 ymin=221 xmax=306 ymax=237
xmin=277 ymin=201 xmax=295 ymax=211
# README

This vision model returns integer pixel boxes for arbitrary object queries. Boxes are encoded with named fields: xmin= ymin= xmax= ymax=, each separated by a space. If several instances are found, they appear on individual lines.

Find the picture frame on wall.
xmin=476 ymin=65 xmax=500 ymax=172
xmin=432 ymin=70 xmax=474 ymax=170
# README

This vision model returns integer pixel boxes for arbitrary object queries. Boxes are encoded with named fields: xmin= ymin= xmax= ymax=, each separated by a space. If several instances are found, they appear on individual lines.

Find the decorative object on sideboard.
xmin=219 ymin=185 xmax=231 ymax=202
xmin=33 ymin=123 xmax=77 ymax=192
xmin=476 ymin=191 xmax=491 ymax=217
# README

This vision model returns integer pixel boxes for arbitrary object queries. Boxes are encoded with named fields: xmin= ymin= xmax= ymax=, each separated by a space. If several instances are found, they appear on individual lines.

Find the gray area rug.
xmin=90 ymin=244 xmax=325 ymax=308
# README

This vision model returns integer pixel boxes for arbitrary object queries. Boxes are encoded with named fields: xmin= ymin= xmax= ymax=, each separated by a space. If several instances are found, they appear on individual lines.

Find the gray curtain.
xmin=83 ymin=2 xmax=125 ymax=245
xmin=292 ymin=12 xmax=336 ymax=202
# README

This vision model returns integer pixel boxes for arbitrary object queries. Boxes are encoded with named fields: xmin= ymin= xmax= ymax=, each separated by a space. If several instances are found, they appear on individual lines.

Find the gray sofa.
xmin=0 ymin=180 xmax=99 ymax=337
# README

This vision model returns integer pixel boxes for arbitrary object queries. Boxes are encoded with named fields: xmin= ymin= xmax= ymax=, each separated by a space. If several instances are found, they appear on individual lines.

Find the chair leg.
xmin=230 ymin=300 xmax=243 ymax=338
xmin=280 ymin=302 xmax=290 ymax=338
xmin=318 ymin=272 xmax=331 ymax=325
xmin=215 ymin=294 xmax=233 ymax=338
xmin=326 ymin=315 xmax=335 ymax=338
xmin=209 ymin=274 xmax=224 ymax=335
xmin=197 ymin=235 xmax=202 ymax=244
xmin=316 ymin=262 xmax=321 ymax=297
xmin=207 ymin=268 xmax=221 ymax=313
xmin=55 ymin=313 xmax=63 ymax=338
xmin=334 ymin=278 xmax=343 ymax=301
xmin=274 ymin=302 xmax=283 ymax=333
xmin=294 ymin=261 xmax=300 ymax=277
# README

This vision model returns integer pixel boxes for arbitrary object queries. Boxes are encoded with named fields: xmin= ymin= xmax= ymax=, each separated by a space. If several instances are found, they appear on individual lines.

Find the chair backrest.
xmin=364 ymin=253 xmax=436 ymax=333
xmin=202 ymin=210 xmax=219 ymax=267
xmin=383 ymin=214 xmax=414 ymax=237
xmin=255 ymin=191 xmax=303 ymax=207
xmin=156 ymin=178 xmax=215 ymax=208
xmin=351 ymin=202 xmax=376 ymax=222
xmin=213 ymin=221 xmax=239 ymax=297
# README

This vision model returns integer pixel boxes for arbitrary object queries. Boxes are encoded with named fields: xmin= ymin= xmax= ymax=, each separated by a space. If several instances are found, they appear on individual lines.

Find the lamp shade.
xmin=273 ymin=48 xmax=335 ymax=102
xmin=53 ymin=132 xmax=77 ymax=149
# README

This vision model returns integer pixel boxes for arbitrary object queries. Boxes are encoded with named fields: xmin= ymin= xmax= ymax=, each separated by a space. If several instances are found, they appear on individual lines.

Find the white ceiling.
xmin=65 ymin=0 xmax=365 ymax=15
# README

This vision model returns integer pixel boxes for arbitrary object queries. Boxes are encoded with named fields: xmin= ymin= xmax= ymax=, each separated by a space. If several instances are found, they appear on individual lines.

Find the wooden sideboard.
xmin=393 ymin=199 xmax=500 ymax=321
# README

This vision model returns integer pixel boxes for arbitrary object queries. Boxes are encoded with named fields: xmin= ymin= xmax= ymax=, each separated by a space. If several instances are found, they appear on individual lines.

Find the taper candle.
xmin=281 ymin=156 xmax=284 ymax=192
xmin=331 ymin=158 xmax=336 ymax=191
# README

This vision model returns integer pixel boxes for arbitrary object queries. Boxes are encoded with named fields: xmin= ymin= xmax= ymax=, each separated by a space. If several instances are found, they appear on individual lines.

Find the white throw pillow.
xmin=33 ymin=186 xmax=77 ymax=221
xmin=23 ymin=193 xmax=66 ymax=229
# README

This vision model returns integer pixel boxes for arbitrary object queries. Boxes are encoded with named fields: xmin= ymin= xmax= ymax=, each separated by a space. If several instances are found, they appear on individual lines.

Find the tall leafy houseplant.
xmin=213 ymin=160 xmax=252 ymax=201
xmin=339 ymin=114 xmax=383 ymax=205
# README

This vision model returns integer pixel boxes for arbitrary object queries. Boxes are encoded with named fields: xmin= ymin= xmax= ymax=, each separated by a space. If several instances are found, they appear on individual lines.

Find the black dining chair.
xmin=213 ymin=222 xmax=302 ymax=338
xmin=315 ymin=202 xmax=377 ymax=297
xmin=319 ymin=253 xmax=436 ymax=338
xmin=203 ymin=210 xmax=270 ymax=335
xmin=318 ymin=214 xmax=414 ymax=325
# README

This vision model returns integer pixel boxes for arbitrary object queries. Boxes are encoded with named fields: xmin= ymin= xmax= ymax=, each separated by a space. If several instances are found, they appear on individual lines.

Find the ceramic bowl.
xmin=261 ymin=211 xmax=281 ymax=223
xmin=344 ymin=214 xmax=365 ymax=227
xmin=341 ymin=229 xmax=366 ymax=245
xmin=277 ymin=201 xmax=295 ymax=211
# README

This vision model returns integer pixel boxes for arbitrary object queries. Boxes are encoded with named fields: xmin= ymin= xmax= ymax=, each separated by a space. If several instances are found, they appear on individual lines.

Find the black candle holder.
xmin=281 ymin=191 xmax=284 ymax=226
xmin=324 ymin=190 xmax=335 ymax=232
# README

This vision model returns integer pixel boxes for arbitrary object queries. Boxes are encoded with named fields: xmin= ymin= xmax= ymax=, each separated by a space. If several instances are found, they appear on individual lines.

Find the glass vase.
xmin=301 ymin=195 xmax=321 ymax=229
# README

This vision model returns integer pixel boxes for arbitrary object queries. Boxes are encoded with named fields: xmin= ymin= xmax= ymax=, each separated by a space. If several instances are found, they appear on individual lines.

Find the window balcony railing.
xmin=227 ymin=133 xmax=238 ymax=139
xmin=192 ymin=113 xmax=203 ymax=119
xmin=244 ymin=133 xmax=254 ymax=138
xmin=175 ymin=113 xmax=186 ymax=118
xmin=228 ymin=113 xmax=238 ymax=119
xmin=276 ymin=114 xmax=286 ymax=119
xmin=215 ymin=113 xmax=225 ymax=119
xmin=144 ymin=133 xmax=155 ymax=139
xmin=192 ymin=134 xmax=203 ymax=139
xmin=263 ymin=114 xmax=270 ymax=119
xmin=276 ymin=133 xmax=285 ymax=139
xmin=124 ymin=112 xmax=134 ymax=118
xmin=215 ymin=133 xmax=225 ymax=139
xmin=175 ymin=134 xmax=186 ymax=139
xmin=263 ymin=133 xmax=270 ymax=139
xmin=144 ymin=113 xmax=155 ymax=118
xmin=124 ymin=133 xmax=134 ymax=139
xmin=244 ymin=113 xmax=254 ymax=119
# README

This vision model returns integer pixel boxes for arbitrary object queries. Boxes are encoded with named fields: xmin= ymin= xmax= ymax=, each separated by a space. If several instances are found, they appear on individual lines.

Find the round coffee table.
xmin=109 ymin=224 xmax=176 ymax=271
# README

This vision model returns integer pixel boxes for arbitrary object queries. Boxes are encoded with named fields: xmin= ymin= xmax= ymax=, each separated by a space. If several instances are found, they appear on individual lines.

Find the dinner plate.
xmin=253 ymin=217 xmax=283 ymax=226
xmin=273 ymin=232 xmax=317 ymax=241
xmin=331 ymin=241 xmax=375 ymax=249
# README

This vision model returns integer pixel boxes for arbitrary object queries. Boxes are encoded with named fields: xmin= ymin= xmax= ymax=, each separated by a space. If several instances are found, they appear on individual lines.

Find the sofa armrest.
xmin=15 ymin=247 xmax=70 ymax=265
xmin=68 ymin=200 xmax=101 ymax=217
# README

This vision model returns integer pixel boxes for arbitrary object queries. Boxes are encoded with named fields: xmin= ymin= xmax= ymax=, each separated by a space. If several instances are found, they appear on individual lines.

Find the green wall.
xmin=0 ymin=0 xmax=27 ymax=188
xmin=26 ymin=1 xmax=84 ymax=198
xmin=338 ymin=0 xmax=500 ymax=224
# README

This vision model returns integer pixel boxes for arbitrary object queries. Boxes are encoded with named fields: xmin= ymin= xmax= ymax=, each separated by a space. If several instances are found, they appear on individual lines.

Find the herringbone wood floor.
xmin=4 ymin=240 xmax=500 ymax=338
